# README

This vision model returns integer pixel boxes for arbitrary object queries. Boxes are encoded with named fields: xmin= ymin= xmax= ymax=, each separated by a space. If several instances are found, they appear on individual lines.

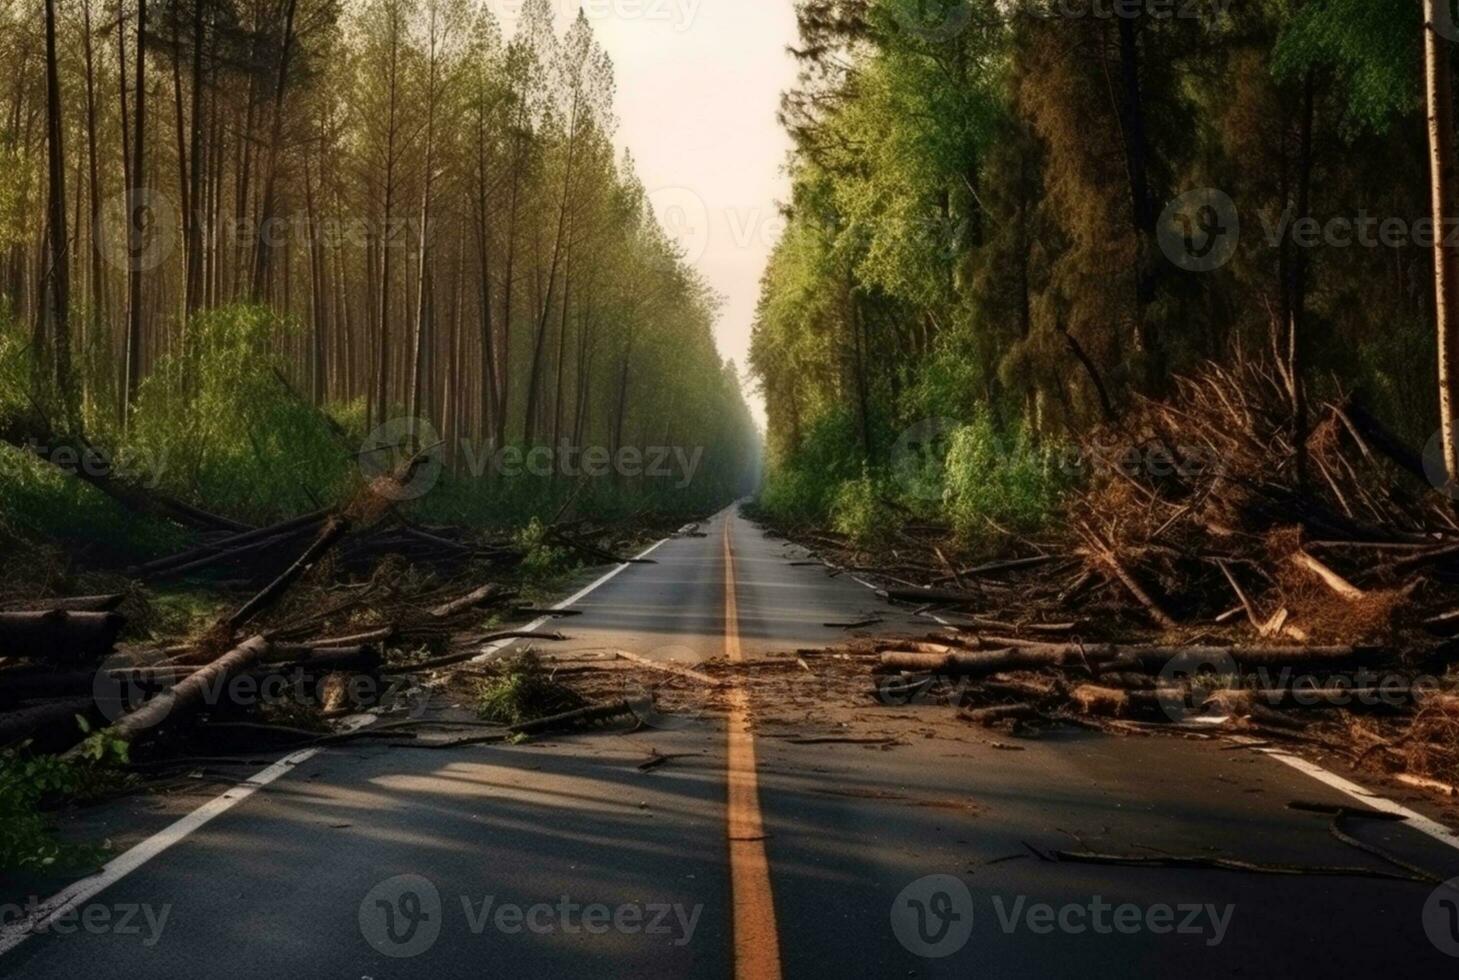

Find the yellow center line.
xmin=723 ymin=518 xmax=783 ymax=980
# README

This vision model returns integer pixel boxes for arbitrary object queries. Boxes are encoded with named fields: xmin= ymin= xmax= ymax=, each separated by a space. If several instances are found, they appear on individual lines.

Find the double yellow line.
xmin=722 ymin=519 xmax=783 ymax=980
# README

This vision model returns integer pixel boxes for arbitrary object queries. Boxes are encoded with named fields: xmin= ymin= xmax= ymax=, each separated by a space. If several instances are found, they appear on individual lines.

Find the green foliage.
xmin=476 ymin=652 xmax=584 ymax=725
xmin=512 ymin=518 xmax=573 ymax=581
xmin=129 ymin=306 xmax=356 ymax=523
xmin=1272 ymin=0 xmax=1419 ymax=132
xmin=0 ymin=746 xmax=125 ymax=871
xmin=755 ymin=409 xmax=868 ymax=525
xmin=830 ymin=472 xmax=895 ymax=546
xmin=942 ymin=413 xmax=1068 ymax=542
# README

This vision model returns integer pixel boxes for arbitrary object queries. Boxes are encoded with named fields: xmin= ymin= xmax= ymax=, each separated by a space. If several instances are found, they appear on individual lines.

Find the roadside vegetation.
xmin=751 ymin=0 xmax=1446 ymax=543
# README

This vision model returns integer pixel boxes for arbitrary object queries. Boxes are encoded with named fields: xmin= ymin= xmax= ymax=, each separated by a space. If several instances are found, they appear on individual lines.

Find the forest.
xmin=0 ymin=0 xmax=760 ymax=552
xmin=751 ymin=0 xmax=1452 ymax=540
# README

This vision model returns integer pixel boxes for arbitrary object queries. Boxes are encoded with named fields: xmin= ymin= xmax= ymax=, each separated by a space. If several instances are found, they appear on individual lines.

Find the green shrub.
xmin=129 ymin=305 xmax=354 ymax=522
xmin=0 ymin=748 xmax=123 ymax=870
xmin=942 ymin=412 xmax=1068 ymax=541
xmin=830 ymin=471 xmax=895 ymax=546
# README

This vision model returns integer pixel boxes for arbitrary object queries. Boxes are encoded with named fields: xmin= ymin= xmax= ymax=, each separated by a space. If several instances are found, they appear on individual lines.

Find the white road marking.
xmin=0 ymin=748 xmax=318 ymax=956
xmin=1257 ymin=746 xmax=1459 ymax=853
xmin=471 ymin=535 xmax=671 ymax=663
xmin=841 ymin=568 xmax=1459 ymax=855
xmin=0 ymin=531 xmax=683 ymax=960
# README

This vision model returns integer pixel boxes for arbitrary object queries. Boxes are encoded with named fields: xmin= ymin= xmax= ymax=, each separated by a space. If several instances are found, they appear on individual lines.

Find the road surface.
xmin=4 ymin=505 xmax=1459 ymax=977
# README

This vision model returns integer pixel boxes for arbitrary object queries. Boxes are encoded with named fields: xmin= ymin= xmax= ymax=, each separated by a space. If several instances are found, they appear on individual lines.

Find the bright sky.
xmin=499 ymin=0 xmax=799 ymax=428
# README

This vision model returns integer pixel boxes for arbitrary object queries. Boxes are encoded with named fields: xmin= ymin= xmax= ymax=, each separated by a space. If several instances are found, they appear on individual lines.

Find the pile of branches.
xmin=1063 ymin=355 xmax=1457 ymax=644
xmin=779 ymin=354 xmax=1459 ymax=794
xmin=866 ymin=626 xmax=1458 ymax=794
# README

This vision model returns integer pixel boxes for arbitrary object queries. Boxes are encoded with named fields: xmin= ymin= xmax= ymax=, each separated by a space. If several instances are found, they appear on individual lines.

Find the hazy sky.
xmin=500 ymin=0 xmax=799 ymax=427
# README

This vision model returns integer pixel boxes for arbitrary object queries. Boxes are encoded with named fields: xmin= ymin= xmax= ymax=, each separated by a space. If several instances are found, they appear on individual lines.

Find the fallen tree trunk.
xmin=90 ymin=635 xmax=273 ymax=747
xmin=0 ymin=697 xmax=99 ymax=750
xmin=0 ymin=593 xmax=126 ymax=613
xmin=128 ymin=509 xmax=332 ymax=578
xmin=0 ymin=610 xmax=125 ymax=663
xmin=226 ymin=517 xmax=352 ymax=632
xmin=430 ymin=583 xmax=507 ymax=619
xmin=0 ymin=413 xmax=248 ymax=533
xmin=879 ymin=642 xmax=1373 ymax=677
xmin=507 ymin=698 xmax=634 ymax=736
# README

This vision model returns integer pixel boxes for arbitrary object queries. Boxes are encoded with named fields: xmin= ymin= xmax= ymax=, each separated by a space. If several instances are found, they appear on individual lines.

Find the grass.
xmin=0 ymin=747 xmax=129 ymax=871
xmin=476 ymin=652 xmax=585 ymax=726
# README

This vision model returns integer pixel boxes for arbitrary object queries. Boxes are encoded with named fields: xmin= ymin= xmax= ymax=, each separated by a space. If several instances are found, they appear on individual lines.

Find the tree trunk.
xmin=1427 ymin=0 xmax=1459 ymax=486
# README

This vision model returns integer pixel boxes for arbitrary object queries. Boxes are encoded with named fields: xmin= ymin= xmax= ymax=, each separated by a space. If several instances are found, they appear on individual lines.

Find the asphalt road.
xmin=4 ymin=505 xmax=1459 ymax=978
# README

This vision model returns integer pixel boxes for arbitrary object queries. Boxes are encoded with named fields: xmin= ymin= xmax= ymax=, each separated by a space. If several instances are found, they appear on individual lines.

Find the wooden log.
xmin=0 ymin=610 xmax=125 ymax=663
xmin=226 ymin=518 xmax=352 ymax=631
xmin=99 ymin=635 xmax=273 ymax=745
xmin=1070 ymin=684 xmax=1134 ymax=717
xmin=128 ymin=509 xmax=331 ymax=577
xmin=0 ymin=593 xmax=126 ymax=613
xmin=879 ymin=642 xmax=1372 ymax=677
xmin=0 ymin=669 xmax=102 ymax=704
xmin=1290 ymin=551 xmax=1366 ymax=602
xmin=879 ymin=586 xmax=982 ymax=605
xmin=962 ymin=703 xmax=1037 ymax=726
xmin=506 ymin=698 xmax=634 ymax=736
xmin=0 ymin=697 xmax=99 ymax=750
xmin=430 ymin=583 xmax=506 ymax=619
xmin=395 ymin=632 xmax=568 ymax=672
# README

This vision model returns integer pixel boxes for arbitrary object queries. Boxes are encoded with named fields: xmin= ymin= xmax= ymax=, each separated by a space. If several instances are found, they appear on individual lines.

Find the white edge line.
xmin=1257 ymin=747 xmax=1459 ymax=853
xmin=468 ymin=534 xmax=671 ymax=664
xmin=842 ymin=569 xmax=1459 ymax=857
xmin=0 ymin=531 xmax=684 ymax=959
xmin=0 ymin=747 xmax=320 ymax=956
